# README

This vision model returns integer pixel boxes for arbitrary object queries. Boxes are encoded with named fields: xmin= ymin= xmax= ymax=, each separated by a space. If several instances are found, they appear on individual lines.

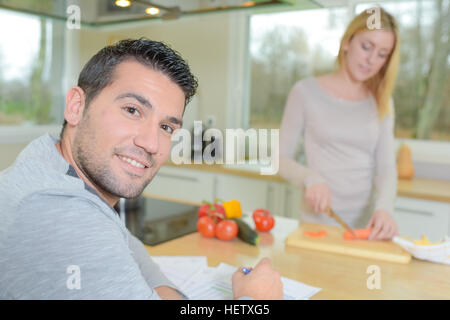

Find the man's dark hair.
xmin=60 ymin=38 xmax=198 ymax=138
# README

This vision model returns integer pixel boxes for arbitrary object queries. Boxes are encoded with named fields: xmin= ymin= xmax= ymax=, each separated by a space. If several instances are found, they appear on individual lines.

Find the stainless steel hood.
xmin=0 ymin=0 xmax=312 ymax=26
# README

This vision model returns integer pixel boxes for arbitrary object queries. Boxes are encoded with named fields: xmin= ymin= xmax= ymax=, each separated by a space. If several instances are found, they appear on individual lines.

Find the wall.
xmin=78 ymin=12 xmax=235 ymax=132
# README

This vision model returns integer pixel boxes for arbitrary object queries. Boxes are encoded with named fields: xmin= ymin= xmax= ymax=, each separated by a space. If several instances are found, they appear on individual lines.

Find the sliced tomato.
xmin=343 ymin=228 xmax=372 ymax=240
xmin=304 ymin=230 xmax=327 ymax=238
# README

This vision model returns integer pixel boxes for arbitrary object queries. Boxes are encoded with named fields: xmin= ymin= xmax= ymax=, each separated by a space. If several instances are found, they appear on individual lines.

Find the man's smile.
xmin=116 ymin=154 xmax=150 ymax=176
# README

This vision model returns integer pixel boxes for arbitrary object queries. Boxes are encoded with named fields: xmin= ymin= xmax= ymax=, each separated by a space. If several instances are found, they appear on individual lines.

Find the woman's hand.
xmin=366 ymin=209 xmax=398 ymax=240
xmin=304 ymin=183 xmax=332 ymax=214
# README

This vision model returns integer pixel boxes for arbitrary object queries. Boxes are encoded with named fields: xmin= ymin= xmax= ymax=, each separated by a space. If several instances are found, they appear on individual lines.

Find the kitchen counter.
xmin=164 ymin=161 xmax=285 ymax=182
xmin=397 ymin=178 xmax=450 ymax=203
xmin=145 ymin=215 xmax=450 ymax=299
xmin=164 ymin=162 xmax=450 ymax=203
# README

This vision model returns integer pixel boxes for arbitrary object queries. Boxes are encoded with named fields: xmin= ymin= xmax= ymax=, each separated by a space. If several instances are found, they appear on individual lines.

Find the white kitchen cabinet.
xmin=215 ymin=174 xmax=270 ymax=213
xmin=143 ymin=166 xmax=214 ymax=204
xmin=282 ymin=184 xmax=303 ymax=219
xmin=143 ymin=165 xmax=304 ymax=217
xmin=266 ymin=182 xmax=289 ymax=216
xmin=214 ymin=174 xmax=295 ymax=216
xmin=393 ymin=197 xmax=450 ymax=242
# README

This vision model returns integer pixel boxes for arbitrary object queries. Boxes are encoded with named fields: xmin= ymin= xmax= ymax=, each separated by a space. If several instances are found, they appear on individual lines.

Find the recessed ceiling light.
xmin=115 ymin=0 xmax=131 ymax=8
xmin=145 ymin=7 xmax=160 ymax=15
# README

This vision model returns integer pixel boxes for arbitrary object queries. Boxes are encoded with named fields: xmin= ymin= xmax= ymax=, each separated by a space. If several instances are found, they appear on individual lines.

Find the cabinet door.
xmin=283 ymin=185 xmax=303 ymax=219
xmin=266 ymin=182 xmax=287 ymax=217
xmin=215 ymin=174 xmax=270 ymax=213
xmin=143 ymin=166 xmax=214 ymax=205
xmin=393 ymin=197 xmax=449 ymax=242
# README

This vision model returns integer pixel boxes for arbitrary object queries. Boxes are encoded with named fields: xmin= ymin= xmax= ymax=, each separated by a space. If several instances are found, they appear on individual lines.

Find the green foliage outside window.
xmin=0 ymin=9 xmax=62 ymax=126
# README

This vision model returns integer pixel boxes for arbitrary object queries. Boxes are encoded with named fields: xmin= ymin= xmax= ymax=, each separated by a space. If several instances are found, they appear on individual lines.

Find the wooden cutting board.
xmin=285 ymin=223 xmax=411 ymax=264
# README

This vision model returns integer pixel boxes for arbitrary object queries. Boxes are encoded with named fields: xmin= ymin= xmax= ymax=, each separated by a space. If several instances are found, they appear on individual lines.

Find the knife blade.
xmin=327 ymin=208 xmax=358 ymax=238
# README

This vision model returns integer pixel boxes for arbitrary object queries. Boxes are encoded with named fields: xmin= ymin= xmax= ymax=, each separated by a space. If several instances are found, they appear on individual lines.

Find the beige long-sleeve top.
xmin=279 ymin=77 xmax=397 ymax=228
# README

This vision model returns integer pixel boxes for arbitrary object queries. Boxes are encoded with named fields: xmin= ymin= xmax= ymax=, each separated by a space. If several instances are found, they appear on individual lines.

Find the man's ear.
xmin=64 ymin=86 xmax=86 ymax=127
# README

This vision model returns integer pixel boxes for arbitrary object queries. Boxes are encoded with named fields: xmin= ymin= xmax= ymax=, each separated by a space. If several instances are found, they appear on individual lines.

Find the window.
xmin=248 ymin=0 xmax=450 ymax=142
xmin=0 ymin=9 xmax=65 ymax=126
xmin=357 ymin=1 xmax=449 ymax=141
xmin=249 ymin=7 xmax=348 ymax=129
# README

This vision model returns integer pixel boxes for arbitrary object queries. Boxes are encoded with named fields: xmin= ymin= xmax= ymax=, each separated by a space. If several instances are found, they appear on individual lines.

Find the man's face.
xmin=72 ymin=60 xmax=185 ymax=199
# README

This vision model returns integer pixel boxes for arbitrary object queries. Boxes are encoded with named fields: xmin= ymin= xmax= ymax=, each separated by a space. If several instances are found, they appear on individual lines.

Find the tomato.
xmin=197 ymin=216 xmax=215 ymax=238
xmin=198 ymin=201 xmax=226 ymax=224
xmin=252 ymin=208 xmax=275 ymax=232
xmin=215 ymin=220 xmax=238 ymax=241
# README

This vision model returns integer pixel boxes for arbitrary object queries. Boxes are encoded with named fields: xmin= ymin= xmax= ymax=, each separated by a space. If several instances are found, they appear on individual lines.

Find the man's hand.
xmin=366 ymin=209 xmax=398 ymax=240
xmin=304 ymin=183 xmax=332 ymax=213
xmin=232 ymin=257 xmax=283 ymax=300
xmin=154 ymin=286 xmax=184 ymax=300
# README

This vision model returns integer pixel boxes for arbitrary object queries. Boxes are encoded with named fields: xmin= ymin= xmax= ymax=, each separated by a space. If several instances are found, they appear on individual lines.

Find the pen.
xmin=241 ymin=267 xmax=252 ymax=275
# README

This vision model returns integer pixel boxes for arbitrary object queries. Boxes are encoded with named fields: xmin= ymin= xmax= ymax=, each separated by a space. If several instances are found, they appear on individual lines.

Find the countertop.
xmin=164 ymin=162 xmax=450 ymax=203
xmin=145 ymin=215 xmax=450 ymax=299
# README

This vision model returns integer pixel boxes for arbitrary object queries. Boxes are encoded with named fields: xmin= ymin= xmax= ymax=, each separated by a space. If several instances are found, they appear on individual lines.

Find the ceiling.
xmin=0 ymin=0 xmax=321 ymax=26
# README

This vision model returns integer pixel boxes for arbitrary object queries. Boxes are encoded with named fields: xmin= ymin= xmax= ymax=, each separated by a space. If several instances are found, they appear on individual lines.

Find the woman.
xmin=279 ymin=8 xmax=400 ymax=240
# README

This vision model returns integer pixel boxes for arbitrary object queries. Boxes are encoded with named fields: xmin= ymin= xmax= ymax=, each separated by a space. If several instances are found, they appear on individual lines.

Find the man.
xmin=0 ymin=38 xmax=283 ymax=299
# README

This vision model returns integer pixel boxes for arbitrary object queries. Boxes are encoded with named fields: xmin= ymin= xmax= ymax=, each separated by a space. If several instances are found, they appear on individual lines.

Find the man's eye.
xmin=161 ymin=124 xmax=174 ymax=134
xmin=124 ymin=106 xmax=140 ymax=117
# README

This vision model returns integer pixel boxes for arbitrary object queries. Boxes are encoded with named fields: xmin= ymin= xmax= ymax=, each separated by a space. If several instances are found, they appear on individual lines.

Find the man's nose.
xmin=134 ymin=121 xmax=159 ymax=155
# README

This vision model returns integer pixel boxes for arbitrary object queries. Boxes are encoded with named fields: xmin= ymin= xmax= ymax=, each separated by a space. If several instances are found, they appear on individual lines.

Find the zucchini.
xmin=232 ymin=218 xmax=260 ymax=246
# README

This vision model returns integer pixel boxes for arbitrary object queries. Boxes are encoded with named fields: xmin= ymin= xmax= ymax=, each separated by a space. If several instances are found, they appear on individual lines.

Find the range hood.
xmin=0 ymin=0 xmax=315 ymax=26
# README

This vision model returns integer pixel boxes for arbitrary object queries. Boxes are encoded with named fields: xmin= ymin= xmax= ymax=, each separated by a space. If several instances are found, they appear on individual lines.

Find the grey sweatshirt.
xmin=279 ymin=77 xmax=397 ymax=228
xmin=0 ymin=134 xmax=185 ymax=299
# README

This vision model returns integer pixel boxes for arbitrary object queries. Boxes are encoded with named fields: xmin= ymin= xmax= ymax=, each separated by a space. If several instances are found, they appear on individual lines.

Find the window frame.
xmin=0 ymin=12 xmax=80 ymax=144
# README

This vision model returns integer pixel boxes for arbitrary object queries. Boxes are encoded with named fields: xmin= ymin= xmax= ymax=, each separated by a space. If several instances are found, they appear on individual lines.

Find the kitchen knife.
xmin=327 ymin=208 xmax=358 ymax=238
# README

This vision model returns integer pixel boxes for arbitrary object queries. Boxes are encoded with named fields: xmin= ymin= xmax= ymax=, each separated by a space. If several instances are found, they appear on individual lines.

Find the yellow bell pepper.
xmin=223 ymin=199 xmax=242 ymax=219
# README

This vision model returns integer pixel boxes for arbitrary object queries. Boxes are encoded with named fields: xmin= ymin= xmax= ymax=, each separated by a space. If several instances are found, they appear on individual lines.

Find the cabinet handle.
xmin=158 ymin=173 xmax=198 ymax=182
xmin=395 ymin=207 xmax=433 ymax=217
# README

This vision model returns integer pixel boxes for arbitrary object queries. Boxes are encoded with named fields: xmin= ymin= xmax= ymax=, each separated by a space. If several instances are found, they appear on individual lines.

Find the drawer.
xmin=393 ymin=197 xmax=449 ymax=242
xmin=143 ymin=166 xmax=214 ymax=204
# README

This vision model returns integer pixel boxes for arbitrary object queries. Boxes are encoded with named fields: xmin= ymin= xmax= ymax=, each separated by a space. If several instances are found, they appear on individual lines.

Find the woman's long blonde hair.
xmin=337 ymin=7 xmax=400 ymax=120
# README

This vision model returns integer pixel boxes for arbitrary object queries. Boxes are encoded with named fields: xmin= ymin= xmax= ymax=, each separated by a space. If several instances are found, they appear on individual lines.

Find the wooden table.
xmin=146 ymin=216 xmax=450 ymax=300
